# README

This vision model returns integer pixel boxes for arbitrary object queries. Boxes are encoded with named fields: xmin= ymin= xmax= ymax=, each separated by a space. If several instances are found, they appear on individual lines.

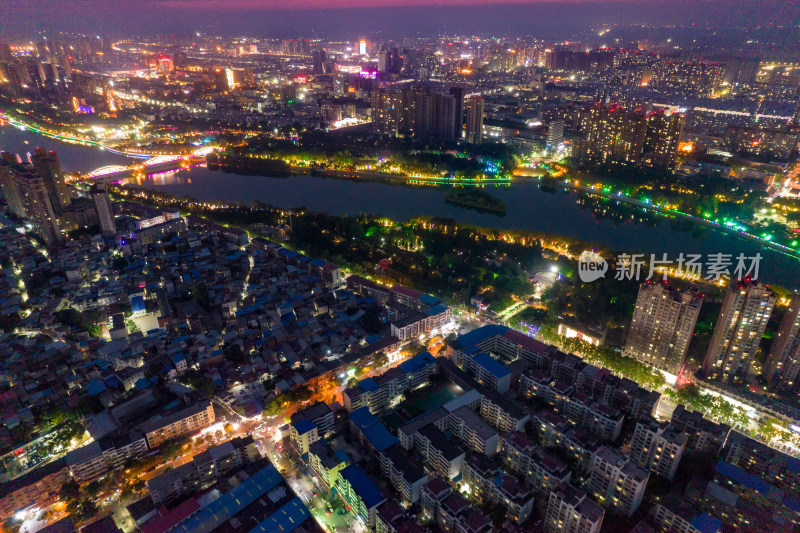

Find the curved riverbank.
xmin=2 ymin=123 xmax=798 ymax=287
xmin=520 ymin=176 xmax=800 ymax=261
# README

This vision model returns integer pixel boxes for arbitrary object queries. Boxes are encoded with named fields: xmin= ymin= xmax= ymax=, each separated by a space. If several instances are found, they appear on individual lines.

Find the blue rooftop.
xmin=457 ymin=324 xmax=508 ymax=348
xmin=715 ymin=460 xmax=782 ymax=499
xmin=359 ymin=378 xmax=379 ymax=393
xmin=131 ymin=295 xmax=145 ymax=313
xmin=87 ymin=379 xmax=107 ymax=396
xmin=419 ymin=294 xmax=441 ymax=307
xmin=134 ymin=378 xmax=152 ymax=390
xmin=399 ymin=351 xmax=436 ymax=374
xmin=786 ymin=455 xmax=800 ymax=474
xmin=363 ymin=423 xmax=399 ymax=452
xmin=334 ymin=449 xmax=350 ymax=463
xmin=471 ymin=352 xmax=511 ymax=379
xmin=173 ymin=465 xmax=283 ymax=533
xmin=349 ymin=406 xmax=378 ymax=431
xmin=340 ymin=465 xmax=385 ymax=509
xmin=425 ymin=303 xmax=449 ymax=316
xmin=689 ymin=513 xmax=723 ymax=533
xmin=782 ymin=495 xmax=800 ymax=513
xmin=292 ymin=419 xmax=317 ymax=435
xmin=248 ymin=497 xmax=310 ymax=533
xmin=364 ymin=334 xmax=382 ymax=345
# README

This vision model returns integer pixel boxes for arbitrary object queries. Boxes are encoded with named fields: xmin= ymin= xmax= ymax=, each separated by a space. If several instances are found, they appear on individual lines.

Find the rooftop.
xmin=470 ymin=352 xmax=511 ymax=379
xmin=340 ymin=464 xmax=386 ymax=509
xmin=248 ymin=497 xmax=310 ymax=533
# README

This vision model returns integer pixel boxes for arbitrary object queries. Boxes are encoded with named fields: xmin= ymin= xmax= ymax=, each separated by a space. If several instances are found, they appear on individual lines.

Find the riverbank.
xmin=0 ymin=111 xmax=148 ymax=159
xmin=522 ymin=175 xmax=800 ymax=261
xmin=3 ymin=121 xmax=799 ymax=286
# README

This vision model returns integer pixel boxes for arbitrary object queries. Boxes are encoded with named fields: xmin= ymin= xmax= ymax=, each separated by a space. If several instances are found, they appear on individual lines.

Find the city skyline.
xmin=1 ymin=4 xmax=800 ymax=533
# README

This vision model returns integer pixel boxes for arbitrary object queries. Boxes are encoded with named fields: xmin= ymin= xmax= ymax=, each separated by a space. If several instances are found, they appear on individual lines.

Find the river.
xmin=1 ymin=122 xmax=798 ymax=287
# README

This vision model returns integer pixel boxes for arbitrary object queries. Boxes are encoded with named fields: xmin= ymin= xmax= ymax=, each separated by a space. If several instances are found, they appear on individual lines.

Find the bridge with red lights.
xmin=84 ymin=147 xmax=220 ymax=183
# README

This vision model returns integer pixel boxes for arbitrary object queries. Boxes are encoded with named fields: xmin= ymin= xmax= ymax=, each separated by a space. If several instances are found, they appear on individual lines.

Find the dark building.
xmin=449 ymin=86 xmax=465 ymax=141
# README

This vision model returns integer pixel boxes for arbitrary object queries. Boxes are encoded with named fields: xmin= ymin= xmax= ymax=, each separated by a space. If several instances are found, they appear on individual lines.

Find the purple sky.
xmin=0 ymin=0 xmax=795 ymax=40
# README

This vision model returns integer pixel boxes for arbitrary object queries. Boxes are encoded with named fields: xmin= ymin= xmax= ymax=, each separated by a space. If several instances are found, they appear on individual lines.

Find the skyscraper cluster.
xmin=576 ymin=103 xmax=684 ymax=171
xmin=0 ymin=149 xmax=67 ymax=248
xmin=625 ymin=280 xmax=800 ymax=392
xmin=0 ymin=148 xmax=117 ymax=247
xmin=371 ymin=86 xmax=483 ymax=143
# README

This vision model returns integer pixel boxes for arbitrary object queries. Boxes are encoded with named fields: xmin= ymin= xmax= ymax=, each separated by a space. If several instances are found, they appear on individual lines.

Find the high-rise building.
xmin=15 ymin=166 xmax=64 ymax=247
xmin=377 ymin=46 xmax=388 ymax=73
xmin=546 ymin=119 xmax=565 ymax=150
xmin=31 ymin=147 xmax=71 ymax=214
xmin=464 ymin=96 xmax=484 ymax=145
xmin=449 ymin=87 xmax=465 ymax=140
xmin=578 ymin=104 xmax=648 ymax=166
xmin=1 ymin=151 xmax=63 ymax=247
xmin=0 ymin=152 xmax=26 ymax=217
xmin=388 ymin=47 xmax=404 ymax=74
xmin=371 ymin=88 xmax=416 ymax=136
xmin=90 ymin=182 xmax=115 ymax=236
xmin=624 ymin=283 xmax=703 ymax=375
xmin=432 ymin=93 xmax=456 ymax=142
xmin=577 ymin=103 xmax=683 ymax=171
xmin=629 ymin=417 xmax=687 ymax=481
xmin=764 ymin=293 xmax=800 ymax=391
xmin=413 ymin=89 xmax=456 ymax=141
xmin=642 ymin=110 xmax=683 ymax=170
xmin=545 ymin=484 xmax=604 ymax=533
xmin=312 ymin=49 xmax=327 ymax=74
xmin=702 ymin=280 xmax=775 ymax=384
xmin=587 ymin=446 xmax=648 ymax=517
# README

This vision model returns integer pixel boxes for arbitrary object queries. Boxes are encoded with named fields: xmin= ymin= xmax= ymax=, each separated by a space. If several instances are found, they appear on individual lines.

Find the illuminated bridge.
xmin=83 ymin=148 xmax=219 ymax=183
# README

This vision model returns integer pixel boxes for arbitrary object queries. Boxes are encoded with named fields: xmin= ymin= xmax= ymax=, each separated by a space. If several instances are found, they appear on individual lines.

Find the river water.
xmin=1 ymin=123 xmax=798 ymax=287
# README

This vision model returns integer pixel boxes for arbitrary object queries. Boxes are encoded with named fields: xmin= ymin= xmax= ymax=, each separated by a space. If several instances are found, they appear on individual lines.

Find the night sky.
xmin=0 ymin=0 xmax=796 ymax=39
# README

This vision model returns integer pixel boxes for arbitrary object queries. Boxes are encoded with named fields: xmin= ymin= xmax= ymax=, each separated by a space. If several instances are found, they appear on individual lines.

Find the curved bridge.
xmin=85 ymin=153 xmax=209 ymax=183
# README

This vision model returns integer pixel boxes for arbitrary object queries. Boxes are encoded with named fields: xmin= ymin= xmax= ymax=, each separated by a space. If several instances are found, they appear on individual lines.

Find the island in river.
xmin=444 ymin=187 xmax=507 ymax=214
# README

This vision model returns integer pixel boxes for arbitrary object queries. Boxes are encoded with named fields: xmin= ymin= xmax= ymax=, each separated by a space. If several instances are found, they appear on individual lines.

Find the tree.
xmin=224 ymin=423 xmax=234 ymax=434
xmin=85 ymin=480 xmax=102 ymax=498
xmin=374 ymin=352 xmax=388 ymax=369
xmin=263 ymin=397 xmax=285 ymax=418
xmin=223 ymin=344 xmax=245 ymax=364
xmin=192 ymin=283 xmax=210 ymax=309
xmin=112 ymin=256 xmax=129 ymax=270
xmin=59 ymin=479 xmax=80 ymax=502
xmin=42 ymin=406 xmax=72 ymax=428
xmin=359 ymin=305 xmax=383 ymax=334
xmin=201 ymin=378 xmax=216 ymax=396
xmin=3 ymin=517 xmax=22 ymax=533
xmin=292 ymin=385 xmax=312 ymax=403
xmin=66 ymin=499 xmax=97 ymax=522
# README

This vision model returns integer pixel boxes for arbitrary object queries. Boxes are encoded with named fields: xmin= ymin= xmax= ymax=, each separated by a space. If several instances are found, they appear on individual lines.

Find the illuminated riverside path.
xmin=132 ymin=166 xmax=800 ymax=288
xmin=2 ymin=122 xmax=798 ymax=287
xmin=0 ymin=118 xmax=210 ymax=180
xmin=0 ymin=111 xmax=150 ymax=160
xmin=543 ymin=179 xmax=800 ymax=262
